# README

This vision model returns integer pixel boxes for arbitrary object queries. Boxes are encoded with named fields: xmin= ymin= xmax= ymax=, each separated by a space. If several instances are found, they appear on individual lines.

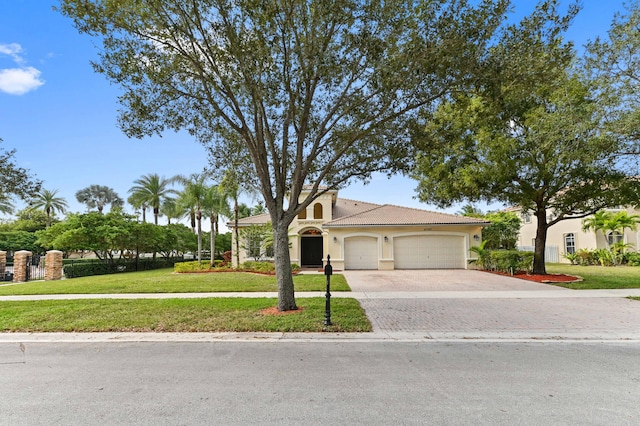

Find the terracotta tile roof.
xmin=324 ymin=204 xmax=490 ymax=227
xmin=231 ymin=213 xmax=270 ymax=226
xmin=229 ymin=199 xmax=489 ymax=228
xmin=331 ymin=198 xmax=381 ymax=219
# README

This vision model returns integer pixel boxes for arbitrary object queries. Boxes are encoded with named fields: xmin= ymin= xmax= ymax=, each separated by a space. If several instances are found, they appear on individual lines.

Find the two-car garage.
xmin=343 ymin=234 xmax=467 ymax=270
xmin=393 ymin=235 xmax=466 ymax=269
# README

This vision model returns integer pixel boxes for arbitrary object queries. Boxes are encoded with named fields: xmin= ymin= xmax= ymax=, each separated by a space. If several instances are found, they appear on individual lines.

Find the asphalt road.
xmin=1 ymin=341 xmax=639 ymax=425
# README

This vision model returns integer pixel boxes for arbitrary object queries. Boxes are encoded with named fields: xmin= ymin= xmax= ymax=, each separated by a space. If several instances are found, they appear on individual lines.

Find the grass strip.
xmin=0 ymin=298 xmax=371 ymax=333
xmin=0 ymin=269 xmax=350 ymax=295
xmin=545 ymin=264 xmax=640 ymax=289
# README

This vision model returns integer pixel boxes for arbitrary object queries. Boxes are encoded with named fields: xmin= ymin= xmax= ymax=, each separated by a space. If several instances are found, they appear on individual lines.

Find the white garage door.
xmin=344 ymin=236 xmax=378 ymax=270
xmin=394 ymin=235 xmax=465 ymax=269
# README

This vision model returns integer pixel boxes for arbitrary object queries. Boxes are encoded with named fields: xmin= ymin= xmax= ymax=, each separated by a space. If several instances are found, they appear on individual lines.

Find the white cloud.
xmin=0 ymin=67 xmax=45 ymax=95
xmin=0 ymin=43 xmax=44 ymax=95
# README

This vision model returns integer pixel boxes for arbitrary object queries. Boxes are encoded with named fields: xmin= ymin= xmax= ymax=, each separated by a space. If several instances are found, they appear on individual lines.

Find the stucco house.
xmin=514 ymin=206 xmax=640 ymax=263
xmin=229 ymin=189 xmax=488 ymax=270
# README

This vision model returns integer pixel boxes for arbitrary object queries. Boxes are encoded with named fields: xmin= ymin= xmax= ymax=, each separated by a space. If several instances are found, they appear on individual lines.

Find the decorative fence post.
xmin=324 ymin=254 xmax=333 ymax=326
xmin=45 ymin=250 xmax=64 ymax=281
xmin=0 ymin=251 xmax=5 ymax=278
xmin=13 ymin=250 xmax=32 ymax=283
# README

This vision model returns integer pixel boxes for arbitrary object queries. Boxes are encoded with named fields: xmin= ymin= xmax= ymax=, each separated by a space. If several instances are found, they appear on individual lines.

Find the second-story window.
xmin=314 ymin=203 xmax=323 ymax=219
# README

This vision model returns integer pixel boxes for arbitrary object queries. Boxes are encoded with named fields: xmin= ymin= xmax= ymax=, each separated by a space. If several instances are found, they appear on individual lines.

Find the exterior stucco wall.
xmin=516 ymin=206 xmax=640 ymax=263
xmin=323 ymin=225 xmax=484 ymax=270
xmin=231 ymin=190 xmax=485 ymax=269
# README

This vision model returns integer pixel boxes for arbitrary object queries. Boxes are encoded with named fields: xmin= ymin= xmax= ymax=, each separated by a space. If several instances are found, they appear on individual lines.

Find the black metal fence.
xmin=4 ymin=255 xmax=46 ymax=282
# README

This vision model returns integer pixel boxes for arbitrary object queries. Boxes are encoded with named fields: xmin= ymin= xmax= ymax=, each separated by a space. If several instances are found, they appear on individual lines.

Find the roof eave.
xmin=323 ymin=222 xmax=491 ymax=228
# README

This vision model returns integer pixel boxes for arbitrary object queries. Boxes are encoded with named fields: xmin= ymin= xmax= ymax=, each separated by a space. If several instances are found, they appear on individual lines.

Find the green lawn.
xmin=0 ymin=297 xmax=371 ymax=332
xmin=0 ymin=269 xmax=350 ymax=295
xmin=545 ymin=263 xmax=640 ymax=289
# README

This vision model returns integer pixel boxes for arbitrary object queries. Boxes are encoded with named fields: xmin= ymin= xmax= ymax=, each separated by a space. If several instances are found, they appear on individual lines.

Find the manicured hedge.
xmin=174 ymin=260 xmax=227 ymax=272
xmin=173 ymin=260 xmax=301 ymax=275
xmin=64 ymin=258 xmax=182 ymax=278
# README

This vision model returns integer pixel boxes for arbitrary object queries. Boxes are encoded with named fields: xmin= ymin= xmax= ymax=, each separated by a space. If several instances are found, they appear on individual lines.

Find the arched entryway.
xmin=300 ymin=229 xmax=323 ymax=267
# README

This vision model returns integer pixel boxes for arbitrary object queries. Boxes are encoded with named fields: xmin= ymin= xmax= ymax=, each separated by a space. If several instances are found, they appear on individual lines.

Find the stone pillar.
xmin=0 ymin=251 xmax=6 ymax=276
xmin=13 ymin=250 xmax=32 ymax=283
xmin=45 ymin=250 xmax=64 ymax=281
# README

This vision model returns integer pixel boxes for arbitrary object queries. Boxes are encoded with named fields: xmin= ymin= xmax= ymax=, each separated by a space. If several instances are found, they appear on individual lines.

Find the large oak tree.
xmin=59 ymin=0 xmax=509 ymax=310
xmin=411 ymin=1 xmax=640 ymax=274
xmin=586 ymin=2 xmax=640 ymax=167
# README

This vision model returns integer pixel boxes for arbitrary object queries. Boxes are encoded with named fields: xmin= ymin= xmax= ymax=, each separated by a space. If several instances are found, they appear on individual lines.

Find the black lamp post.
xmin=324 ymin=254 xmax=333 ymax=326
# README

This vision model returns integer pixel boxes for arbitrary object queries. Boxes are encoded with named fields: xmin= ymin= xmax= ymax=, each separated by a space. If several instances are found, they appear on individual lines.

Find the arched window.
xmin=607 ymin=231 xmax=623 ymax=246
xmin=298 ymin=208 xmax=307 ymax=220
xmin=313 ymin=203 xmax=323 ymax=219
xmin=564 ymin=233 xmax=575 ymax=255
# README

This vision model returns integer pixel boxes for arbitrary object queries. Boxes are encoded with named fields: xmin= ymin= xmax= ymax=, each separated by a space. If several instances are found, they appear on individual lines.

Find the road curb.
xmin=2 ymin=331 xmax=640 ymax=344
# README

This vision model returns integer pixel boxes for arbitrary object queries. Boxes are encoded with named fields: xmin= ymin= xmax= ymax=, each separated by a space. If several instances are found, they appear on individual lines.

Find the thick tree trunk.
xmin=273 ymin=219 xmax=297 ymax=311
xmin=533 ymin=210 xmax=548 ymax=275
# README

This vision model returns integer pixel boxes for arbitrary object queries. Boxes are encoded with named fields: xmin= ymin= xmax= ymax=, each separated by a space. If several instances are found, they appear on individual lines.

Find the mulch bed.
xmin=485 ymin=270 xmax=581 ymax=283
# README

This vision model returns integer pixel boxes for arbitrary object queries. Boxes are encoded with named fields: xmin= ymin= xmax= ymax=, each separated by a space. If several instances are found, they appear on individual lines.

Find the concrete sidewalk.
xmin=1 ymin=288 xmax=640 ymax=301
xmin=2 ymin=269 xmax=640 ymax=342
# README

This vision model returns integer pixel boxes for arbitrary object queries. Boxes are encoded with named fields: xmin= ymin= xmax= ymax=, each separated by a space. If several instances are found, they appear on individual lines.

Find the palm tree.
xmin=29 ymin=188 xmax=68 ymax=228
xmin=160 ymin=197 xmax=183 ymax=225
xmin=581 ymin=210 xmax=611 ymax=235
xmin=252 ymin=201 xmax=268 ymax=216
xmin=583 ymin=210 xmax=640 ymax=248
xmin=221 ymin=169 xmax=257 ymax=266
xmin=127 ymin=193 xmax=148 ymax=223
xmin=0 ymin=194 xmax=14 ymax=215
xmin=175 ymin=173 xmax=209 ymax=262
xmin=75 ymin=185 xmax=123 ymax=213
xmin=609 ymin=211 xmax=640 ymax=233
xmin=128 ymin=173 xmax=176 ymax=225
xmin=457 ymin=204 xmax=484 ymax=218
xmin=203 ymin=184 xmax=231 ymax=265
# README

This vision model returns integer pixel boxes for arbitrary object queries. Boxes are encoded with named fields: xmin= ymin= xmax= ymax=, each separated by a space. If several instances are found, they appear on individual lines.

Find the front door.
xmin=301 ymin=237 xmax=323 ymax=267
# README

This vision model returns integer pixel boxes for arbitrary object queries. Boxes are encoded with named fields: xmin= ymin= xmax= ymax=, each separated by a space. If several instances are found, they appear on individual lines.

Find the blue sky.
xmin=0 ymin=0 xmax=628 ymax=231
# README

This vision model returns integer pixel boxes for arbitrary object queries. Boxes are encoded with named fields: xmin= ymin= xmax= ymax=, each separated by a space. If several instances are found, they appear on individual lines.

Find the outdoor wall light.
xmin=333 ymin=236 xmax=337 ymax=243
xmin=384 ymin=236 xmax=388 ymax=242
xmin=473 ymin=234 xmax=480 ymax=241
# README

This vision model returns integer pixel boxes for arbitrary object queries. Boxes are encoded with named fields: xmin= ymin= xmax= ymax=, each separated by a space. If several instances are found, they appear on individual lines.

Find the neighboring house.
xmin=514 ymin=206 xmax=640 ymax=263
xmin=229 ymin=189 xmax=488 ymax=270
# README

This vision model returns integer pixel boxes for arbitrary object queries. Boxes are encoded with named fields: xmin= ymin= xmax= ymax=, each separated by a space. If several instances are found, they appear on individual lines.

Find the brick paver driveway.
xmin=343 ymin=270 xmax=640 ymax=339
xmin=343 ymin=269 xmax=566 ymax=292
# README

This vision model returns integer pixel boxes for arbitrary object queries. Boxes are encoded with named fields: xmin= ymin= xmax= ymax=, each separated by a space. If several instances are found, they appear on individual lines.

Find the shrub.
xmin=174 ymin=261 xmax=217 ymax=273
xmin=65 ymin=258 xmax=180 ymax=278
xmin=475 ymin=250 xmax=533 ymax=274
xmin=593 ymin=248 xmax=620 ymax=267
xmin=575 ymin=248 xmax=597 ymax=266
xmin=562 ymin=252 xmax=579 ymax=265
xmin=625 ymin=252 xmax=640 ymax=267
xmin=241 ymin=261 xmax=275 ymax=273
